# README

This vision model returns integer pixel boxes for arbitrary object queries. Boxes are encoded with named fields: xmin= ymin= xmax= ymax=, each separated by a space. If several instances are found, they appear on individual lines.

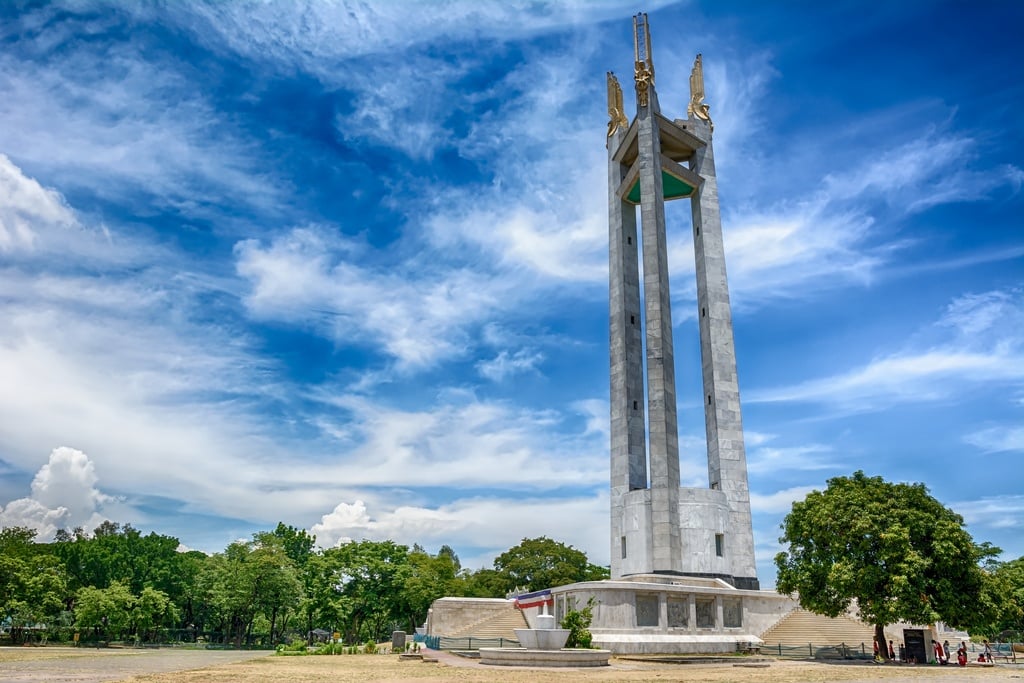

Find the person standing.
xmin=983 ymin=640 xmax=993 ymax=663
xmin=957 ymin=642 xmax=968 ymax=667
xmin=889 ymin=639 xmax=896 ymax=660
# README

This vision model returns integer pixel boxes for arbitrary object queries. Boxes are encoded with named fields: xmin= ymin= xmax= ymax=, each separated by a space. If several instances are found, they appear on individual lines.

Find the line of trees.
xmin=0 ymin=522 xmax=607 ymax=647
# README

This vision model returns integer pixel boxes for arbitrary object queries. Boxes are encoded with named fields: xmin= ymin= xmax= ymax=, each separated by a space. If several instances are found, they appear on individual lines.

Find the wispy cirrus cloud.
xmin=749 ymin=287 xmax=1024 ymax=410
xmin=235 ymin=226 xmax=521 ymax=369
xmin=0 ymin=11 xmax=282 ymax=222
xmin=964 ymin=425 xmax=1024 ymax=454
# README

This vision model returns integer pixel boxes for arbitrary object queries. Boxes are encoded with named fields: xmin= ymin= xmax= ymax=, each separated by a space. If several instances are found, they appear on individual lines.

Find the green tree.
xmin=133 ymin=586 xmax=180 ymax=641
xmin=493 ymin=536 xmax=609 ymax=593
xmin=452 ymin=567 xmax=506 ymax=598
xmin=399 ymin=546 xmax=459 ymax=631
xmin=987 ymin=556 xmax=1024 ymax=636
xmin=775 ymin=471 xmax=1000 ymax=659
xmin=0 ymin=527 xmax=67 ymax=643
xmin=327 ymin=540 xmax=411 ymax=643
xmin=73 ymin=581 xmax=134 ymax=642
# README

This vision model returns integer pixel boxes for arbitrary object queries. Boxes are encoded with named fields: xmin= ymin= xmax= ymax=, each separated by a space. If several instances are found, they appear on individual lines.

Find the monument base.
xmin=479 ymin=647 xmax=612 ymax=667
xmin=547 ymin=576 xmax=798 ymax=655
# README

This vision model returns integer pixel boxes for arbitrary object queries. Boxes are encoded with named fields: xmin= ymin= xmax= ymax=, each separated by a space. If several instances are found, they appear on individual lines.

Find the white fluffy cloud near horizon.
xmin=0 ymin=447 xmax=113 ymax=540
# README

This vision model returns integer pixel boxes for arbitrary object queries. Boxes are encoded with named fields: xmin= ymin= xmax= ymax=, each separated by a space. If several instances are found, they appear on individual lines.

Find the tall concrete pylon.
xmin=607 ymin=14 xmax=758 ymax=590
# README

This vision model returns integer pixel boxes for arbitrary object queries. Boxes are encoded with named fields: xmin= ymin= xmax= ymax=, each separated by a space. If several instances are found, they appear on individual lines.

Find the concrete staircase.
xmin=446 ymin=607 xmax=528 ymax=640
xmin=760 ymin=608 xmax=873 ymax=648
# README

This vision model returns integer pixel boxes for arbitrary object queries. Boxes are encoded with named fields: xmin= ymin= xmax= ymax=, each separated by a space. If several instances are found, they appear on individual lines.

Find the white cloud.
xmin=0 ymin=24 xmax=281 ymax=220
xmin=0 ymin=154 xmax=77 ymax=252
xmin=0 ymin=447 xmax=113 ymax=540
xmin=235 ymin=226 xmax=520 ymax=369
xmin=170 ymin=1 xmax=677 ymax=74
xmin=476 ymin=348 xmax=545 ymax=382
xmin=964 ymin=426 xmax=1024 ymax=454
xmin=750 ymin=288 xmax=1024 ymax=410
xmin=302 ymin=393 xmax=607 ymax=491
xmin=952 ymin=495 xmax=1024 ymax=531
xmin=749 ymin=485 xmax=818 ymax=515
xmin=311 ymin=492 xmax=609 ymax=568
xmin=747 ymin=443 xmax=837 ymax=474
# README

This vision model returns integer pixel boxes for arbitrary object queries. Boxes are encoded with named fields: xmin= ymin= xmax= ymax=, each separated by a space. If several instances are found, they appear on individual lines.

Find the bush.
xmin=364 ymin=639 xmax=377 ymax=654
xmin=561 ymin=598 xmax=596 ymax=649
xmin=312 ymin=642 xmax=348 ymax=655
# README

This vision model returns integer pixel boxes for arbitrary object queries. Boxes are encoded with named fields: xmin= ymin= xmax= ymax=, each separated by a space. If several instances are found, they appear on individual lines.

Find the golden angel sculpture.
xmin=688 ymin=54 xmax=713 ymax=129
xmin=607 ymin=72 xmax=629 ymax=137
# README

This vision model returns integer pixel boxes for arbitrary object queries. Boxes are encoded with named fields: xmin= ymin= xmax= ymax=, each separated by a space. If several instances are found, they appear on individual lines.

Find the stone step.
xmin=760 ymin=608 xmax=873 ymax=648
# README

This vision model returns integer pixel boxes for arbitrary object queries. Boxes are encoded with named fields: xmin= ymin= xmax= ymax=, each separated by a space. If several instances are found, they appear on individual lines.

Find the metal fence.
xmin=767 ymin=641 xmax=1020 ymax=663
xmin=422 ymin=635 xmax=520 ymax=651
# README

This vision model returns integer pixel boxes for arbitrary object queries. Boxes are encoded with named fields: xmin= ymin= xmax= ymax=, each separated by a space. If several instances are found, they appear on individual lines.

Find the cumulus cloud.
xmin=311 ymin=493 xmax=609 ymax=568
xmin=0 ymin=447 xmax=112 ymax=540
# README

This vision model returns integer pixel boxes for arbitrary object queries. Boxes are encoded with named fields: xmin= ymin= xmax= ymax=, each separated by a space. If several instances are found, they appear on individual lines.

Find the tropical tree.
xmin=398 ymin=546 xmax=460 ymax=631
xmin=493 ymin=536 xmax=609 ymax=593
xmin=73 ymin=581 xmax=134 ymax=642
xmin=327 ymin=540 xmax=411 ymax=643
xmin=133 ymin=586 xmax=180 ymax=641
xmin=775 ymin=471 xmax=1000 ymax=659
xmin=0 ymin=527 xmax=67 ymax=643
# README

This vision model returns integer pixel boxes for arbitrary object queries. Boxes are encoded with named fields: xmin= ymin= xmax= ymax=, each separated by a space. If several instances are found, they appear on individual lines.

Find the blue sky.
xmin=0 ymin=0 xmax=1021 ymax=587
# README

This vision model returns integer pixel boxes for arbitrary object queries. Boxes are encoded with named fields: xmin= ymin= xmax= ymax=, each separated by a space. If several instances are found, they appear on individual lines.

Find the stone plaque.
xmin=391 ymin=630 xmax=406 ymax=652
xmin=667 ymin=598 xmax=688 ymax=628
xmin=696 ymin=598 xmax=715 ymax=629
xmin=636 ymin=594 xmax=659 ymax=627
xmin=723 ymin=598 xmax=742 ymax=628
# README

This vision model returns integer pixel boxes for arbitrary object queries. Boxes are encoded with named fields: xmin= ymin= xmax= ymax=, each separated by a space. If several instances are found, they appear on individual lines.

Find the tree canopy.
xmin=775 ymin=471 xmax=1001 ymax=656
xmin=0 ymin=522 xmax=607 ymax=647
xmin=494 ymin=536 xmax=610 ymax=592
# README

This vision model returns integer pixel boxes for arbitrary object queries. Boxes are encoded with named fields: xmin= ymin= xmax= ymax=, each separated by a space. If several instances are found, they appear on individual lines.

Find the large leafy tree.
xmin=0 ymin=527 xmax=67 ymax=643
xmin=493 ymin=536 xmax=609 ymax=593
xmin=987 ymin=556 xmax=1024 ymax=636
xmin=775 ymin=471 xmax=999 ymax=658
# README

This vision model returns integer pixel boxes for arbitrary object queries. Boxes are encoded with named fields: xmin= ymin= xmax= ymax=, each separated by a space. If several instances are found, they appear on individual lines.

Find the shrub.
xmin=561 ymin=598 xmax=596 ymax=649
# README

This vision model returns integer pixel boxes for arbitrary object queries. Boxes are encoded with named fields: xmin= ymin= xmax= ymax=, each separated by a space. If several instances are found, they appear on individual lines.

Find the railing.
xmin=767 ymin=641 xmax=1020 ymax=664
xmin=767 ymin=642 xmax=871 ymax=660
xmin=422 ymin=635 xmax=521 ymax=651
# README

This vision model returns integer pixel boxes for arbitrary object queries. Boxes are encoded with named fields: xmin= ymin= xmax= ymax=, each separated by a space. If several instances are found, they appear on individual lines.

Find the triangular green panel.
xmin=626 ymin=171 xmax=695 ymax=204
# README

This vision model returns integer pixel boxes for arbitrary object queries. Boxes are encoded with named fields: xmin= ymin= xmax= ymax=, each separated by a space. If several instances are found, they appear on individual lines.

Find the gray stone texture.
xmin=608 ymin=118 xmax=647 ymax=579
xmin=635 ymin=86 xmax=683 ymax=575
xmin=686 ymin=117 xmax=758 ymax=587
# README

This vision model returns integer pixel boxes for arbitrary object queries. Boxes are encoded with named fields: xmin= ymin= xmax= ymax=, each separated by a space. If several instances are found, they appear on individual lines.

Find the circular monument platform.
xmin=479 ymin=647 xmax=612 ymax=667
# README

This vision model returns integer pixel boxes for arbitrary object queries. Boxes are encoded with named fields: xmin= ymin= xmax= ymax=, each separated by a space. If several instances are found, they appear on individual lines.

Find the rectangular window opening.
xmin=633 ymin=400 xmax=638 ymax=410
xmin=621 ymin=536 xmax=627 ymax=559
xmin=701 ymin=307 xmax=706 ymax=318
xmin=630 ymin=315 xmax=635 ymax=325
xmin=715 ymin=534 xmax=724 ymax=557
xmin=707 ymin=394 xmax=712 ymax=405
xmin=627 ymin=236 xmax=632 ymax=245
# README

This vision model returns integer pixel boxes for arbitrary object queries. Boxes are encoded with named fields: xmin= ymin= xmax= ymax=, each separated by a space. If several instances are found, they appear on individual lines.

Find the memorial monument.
xmin=429 ymin=14 xmax=802 ymax=655
xmin=545 ymin=14 xmax=795 ymax=653
xmin=607 ymin=14 xmax=757 ymax=591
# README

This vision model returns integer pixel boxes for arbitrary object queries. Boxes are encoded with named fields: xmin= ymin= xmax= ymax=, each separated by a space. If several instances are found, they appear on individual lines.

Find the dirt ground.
xmin=1 ymin=647 xmax=1021 ymax=683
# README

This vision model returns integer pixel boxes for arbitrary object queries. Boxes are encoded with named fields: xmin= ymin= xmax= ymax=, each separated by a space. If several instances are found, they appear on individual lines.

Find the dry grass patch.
xmin=120 ymin=654 xmax=1022 ymax=683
